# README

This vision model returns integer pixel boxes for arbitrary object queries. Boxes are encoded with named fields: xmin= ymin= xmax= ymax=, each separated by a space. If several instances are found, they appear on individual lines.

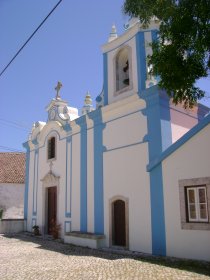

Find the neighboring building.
xmin=0 ymin=152 xmax=25 ymax=219
xmin=23 ymin=19 xmax=210 ymax=261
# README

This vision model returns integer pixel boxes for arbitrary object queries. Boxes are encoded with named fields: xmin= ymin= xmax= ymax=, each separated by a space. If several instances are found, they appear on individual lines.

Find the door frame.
xmin=109 ymin=195 xmax=129 ymax=249
xmin=41 ymin=172 xmax=60 ymax=234
xmin=47 ymin=186 xmax=57 ymax=234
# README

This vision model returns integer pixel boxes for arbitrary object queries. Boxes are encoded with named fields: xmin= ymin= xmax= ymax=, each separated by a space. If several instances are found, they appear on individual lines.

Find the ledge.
xmin=65 ymin=231 xmax=105 ymax=240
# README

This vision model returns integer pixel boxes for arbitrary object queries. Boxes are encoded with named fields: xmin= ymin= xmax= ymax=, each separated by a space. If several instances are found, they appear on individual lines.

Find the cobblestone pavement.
xmin=0 ymin=233 xmax=209 ymax=280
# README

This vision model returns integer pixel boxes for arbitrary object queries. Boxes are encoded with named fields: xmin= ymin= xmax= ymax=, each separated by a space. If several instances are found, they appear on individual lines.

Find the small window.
xmin=179 ymin=178 xmax=210 ymax=230
xmin=186 ymin=186 xmax=208 ymax=222
xmin=48 ymin=137 xmax=56 ymax=160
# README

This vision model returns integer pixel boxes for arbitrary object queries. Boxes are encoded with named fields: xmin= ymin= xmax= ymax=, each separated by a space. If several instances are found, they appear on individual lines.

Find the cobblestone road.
xmin=0 ymin=234 xmax=209 ymax=280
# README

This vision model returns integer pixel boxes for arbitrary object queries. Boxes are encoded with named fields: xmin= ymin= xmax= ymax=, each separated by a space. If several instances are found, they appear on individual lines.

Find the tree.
xmin=123 ymin=0 xmax=210 ymax=107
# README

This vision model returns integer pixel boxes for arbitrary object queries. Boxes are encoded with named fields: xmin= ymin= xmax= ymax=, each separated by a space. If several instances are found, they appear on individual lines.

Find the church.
xmin=23 ymin=19 xmax=210 ymax=261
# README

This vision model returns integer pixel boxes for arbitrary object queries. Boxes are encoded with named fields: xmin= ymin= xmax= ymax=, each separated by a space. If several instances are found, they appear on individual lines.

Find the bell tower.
xmin=99 ymin=18 xmax=160 ymax=107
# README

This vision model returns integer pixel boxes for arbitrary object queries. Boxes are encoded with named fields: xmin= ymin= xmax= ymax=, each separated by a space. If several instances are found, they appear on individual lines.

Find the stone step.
xmin=64 ymin=231 xmax=106 ymax=249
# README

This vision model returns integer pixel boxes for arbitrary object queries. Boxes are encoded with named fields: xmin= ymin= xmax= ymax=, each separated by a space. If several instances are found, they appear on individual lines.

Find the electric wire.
xmin=0 ymin=0 xmax=63 ymax=78
xmin=0 ymin=118 xmax=30 ymax=130
xmin=0 ymin=145 xmax=24 ymax=153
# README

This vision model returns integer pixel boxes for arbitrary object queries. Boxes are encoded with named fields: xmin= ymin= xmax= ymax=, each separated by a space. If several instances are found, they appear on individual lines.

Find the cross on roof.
xmin=55 ymin=81 xmax=62 ymax=99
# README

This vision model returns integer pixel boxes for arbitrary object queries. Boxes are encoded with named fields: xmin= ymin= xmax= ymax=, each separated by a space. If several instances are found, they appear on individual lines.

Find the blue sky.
xmin=0 ymin=0 xmax=209 ymax=152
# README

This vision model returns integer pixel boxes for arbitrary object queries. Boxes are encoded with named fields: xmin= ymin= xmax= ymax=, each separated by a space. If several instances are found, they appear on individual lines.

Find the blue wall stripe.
xmin=103 ymin=53 xmax=108 ymax=106
xmin=65 ymin=136 xmax=71 ymax=218
xmin=143 ymin=90 xmax=166 ymax=256
xmin=150 ymin=164 xmax=166 ymax=255
xmin=75 ymin=116 xmax=87 ymax=232
xmin=70 ymin=138 xmax=73 ymax=218
xmin=32 ymin=150 xmax=37 ymax=215
xmin=136 ymin=31 xmax=166 ymax=255
xmin=89 ymin=110 xmax=104 ymax=234
xmin=136 ymin=32 xmax=146 ymax=94
xmin=35 ymin=150 xmax=39 ymax=215
xmin=23 ymin=142 xmax=30 ymax=220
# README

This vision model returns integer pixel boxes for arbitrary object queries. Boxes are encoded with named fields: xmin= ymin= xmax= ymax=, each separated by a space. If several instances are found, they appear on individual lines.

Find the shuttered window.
xmin=48 ymin=137 xmax=55 ymax=160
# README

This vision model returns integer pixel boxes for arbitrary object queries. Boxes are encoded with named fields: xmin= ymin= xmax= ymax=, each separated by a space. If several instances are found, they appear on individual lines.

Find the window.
xmin=48 ymin=137 xmax=56 ymax=160
xmin=115 ymin=47 xmax=131 ymax=93
xmin=186 ymin=186 xmax=208 ymax=222
xmin=179 ymin=177 xmax=210 ymax=230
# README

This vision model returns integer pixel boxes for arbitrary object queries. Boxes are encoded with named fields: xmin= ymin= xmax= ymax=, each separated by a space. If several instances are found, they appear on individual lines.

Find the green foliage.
xmin=123 ymin=0 xmax=210 ymax=107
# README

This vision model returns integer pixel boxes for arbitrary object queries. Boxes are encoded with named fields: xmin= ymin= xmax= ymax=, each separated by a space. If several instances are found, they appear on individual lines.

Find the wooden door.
xmin=113 ymin=200 xmax=126 ymax=246
xmin=48 ymin=187 xmax=57 ymax=235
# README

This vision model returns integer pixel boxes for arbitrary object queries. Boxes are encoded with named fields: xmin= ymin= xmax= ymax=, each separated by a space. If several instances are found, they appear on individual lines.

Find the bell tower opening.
xmin=115 ymin=47 xmax=130 ymax=92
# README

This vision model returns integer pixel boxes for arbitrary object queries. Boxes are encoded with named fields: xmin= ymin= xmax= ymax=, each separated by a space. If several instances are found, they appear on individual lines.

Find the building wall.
xmin=162 ymin=123 xmax=210 ymax=261
xmin=170 ymin=104 xmax=199 ymax=143
xmin=0 ymin=183 xmax=24 ymax=219
xmin=103 ymin=94 xmax=152 ymax=253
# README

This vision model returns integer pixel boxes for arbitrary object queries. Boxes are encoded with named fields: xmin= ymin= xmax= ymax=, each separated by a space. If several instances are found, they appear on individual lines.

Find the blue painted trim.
xmin=89 ymin=110 xmax=105 ymax=234
xmin=151 ymin=29 xmax=159 ymax=42
xmin=64 ymin=221 xmax=71 ymax=233
xmin=103 ymin=53 xmax=108 ymax=106
xmin=32 ymin=149 xmax=39 ymax=216
xmin=104 ymin=30 xmax=154 ymax=54
xmin=148 ymin=113 xmax=210 ymax=171
xmin=138 ymin=88 xmax=166 ymax=255
xmin=65 ymin=136 xmax=71 ymax=218
xmin=32 ymin=150 xmax=37 ymax=215
xmin=63 ymin=123 xmax=72 ymax=132
xmin=136 ymin=31 xmax=146 ymax=94
xmin=150 ymin=164 xmax=166 ymax=255
xmin=75 ymin=116 xmax=87 ymax=232
xmin=70 ymin=138 xmax=73 ymax=219
xmin=35 ymin=150 xmax=39 ymax=215
xmin=22 ymin=142 xmax=30 ymax=220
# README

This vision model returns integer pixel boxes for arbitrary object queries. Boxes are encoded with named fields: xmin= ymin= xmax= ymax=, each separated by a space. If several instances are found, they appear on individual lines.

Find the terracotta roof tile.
xmin=0 ymin=152 xmax=25 ymax=184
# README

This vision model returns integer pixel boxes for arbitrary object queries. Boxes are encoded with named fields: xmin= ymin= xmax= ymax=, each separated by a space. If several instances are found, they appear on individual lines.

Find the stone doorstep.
xmin=65 ymin=231 xmax=105 ymax=240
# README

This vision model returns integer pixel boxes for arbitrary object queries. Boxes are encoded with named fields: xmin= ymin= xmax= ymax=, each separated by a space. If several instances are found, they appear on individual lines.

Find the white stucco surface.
xmin=162 ymin=124 xmax=210 ymax=261
xmin=0 ymin=183 xmax=24 ymax=219
xmin=24 ymin=19 xmax=210 ymax=262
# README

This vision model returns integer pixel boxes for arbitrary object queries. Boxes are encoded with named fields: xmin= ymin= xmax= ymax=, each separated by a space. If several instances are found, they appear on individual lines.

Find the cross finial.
xmin=55 ymin=81 xmax=62 ymax=99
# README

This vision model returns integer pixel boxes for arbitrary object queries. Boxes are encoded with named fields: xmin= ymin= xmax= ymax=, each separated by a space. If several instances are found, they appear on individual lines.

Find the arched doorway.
xmin=112 ymin=199 xmax=127 ymax=247
xmin=41 ymin=172 xmax=60 ymax=234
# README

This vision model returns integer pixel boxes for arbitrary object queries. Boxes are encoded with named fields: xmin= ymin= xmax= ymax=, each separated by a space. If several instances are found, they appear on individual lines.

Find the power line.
xmin=0 ymin=145 xmax=24 ymax=153
xmin=0 ymin=118 xmax=30 ymax=129
xmin=0 ymin=0 xmax=63 ymax=78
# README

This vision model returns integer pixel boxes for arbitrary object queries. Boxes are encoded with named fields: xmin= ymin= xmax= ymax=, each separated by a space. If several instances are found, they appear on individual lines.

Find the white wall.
xmin=103 ymin=95 xmax=152 ymax=254
xmin=0 ymin=183 xmax=24 ymax=219
xmin=162 ymin=124 xmax=210 ymax=261
xmin=0 ymin=219 xmax=24 ymax=233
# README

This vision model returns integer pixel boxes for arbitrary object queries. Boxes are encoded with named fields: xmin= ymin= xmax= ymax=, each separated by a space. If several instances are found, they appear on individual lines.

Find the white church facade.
xmin=23 ymin=20 xmax=210 ymax=261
